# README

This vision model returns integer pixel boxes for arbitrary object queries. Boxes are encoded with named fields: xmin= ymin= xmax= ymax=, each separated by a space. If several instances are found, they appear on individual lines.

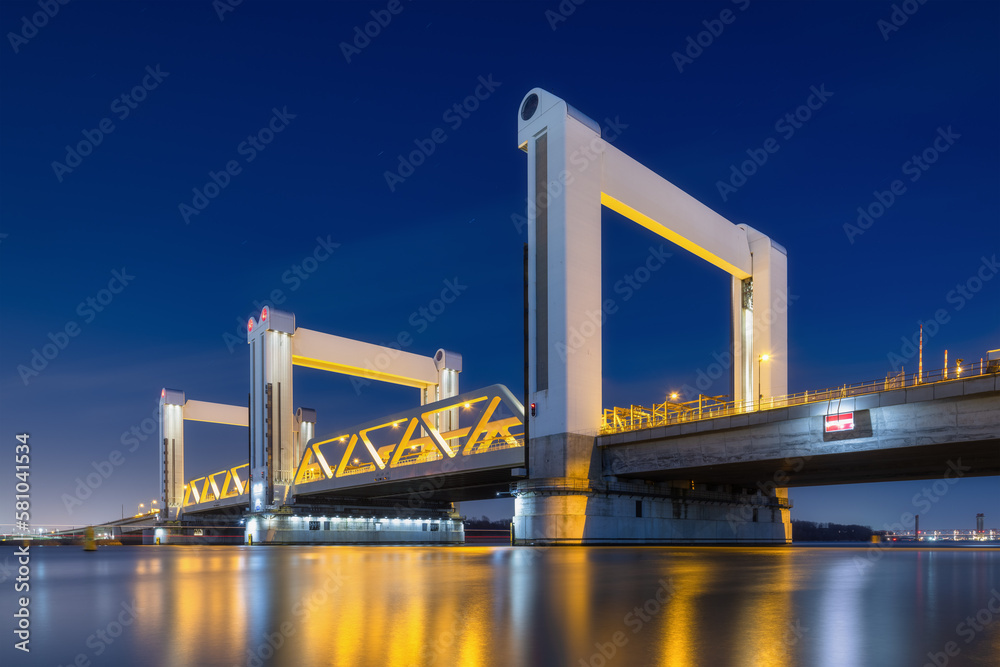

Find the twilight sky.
xmin=1 ymin=0 xmax=997 ymax=532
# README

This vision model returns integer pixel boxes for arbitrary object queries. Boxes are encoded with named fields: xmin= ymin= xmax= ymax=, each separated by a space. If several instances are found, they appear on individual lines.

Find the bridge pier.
xmin=512 ymin=475 xmax=791 ymax=545
xmin=244 ymin=505 xmax=463 ymax=545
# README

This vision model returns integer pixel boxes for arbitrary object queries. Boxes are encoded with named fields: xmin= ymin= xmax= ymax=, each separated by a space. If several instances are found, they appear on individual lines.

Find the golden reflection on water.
xmin=730 ymin=547 xmax=795 ymax=667
xmin=130 ymin=548 xmax=251 ymax=667
xmin=65 ymin=544 xmax=1000 ymax=667
xmin=656 ymin=550 xmax=704 ymax=667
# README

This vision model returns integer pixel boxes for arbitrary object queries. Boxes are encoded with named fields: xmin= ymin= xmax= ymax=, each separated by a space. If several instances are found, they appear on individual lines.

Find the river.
xmin=3 ymin=544 xmax=998 ymax=667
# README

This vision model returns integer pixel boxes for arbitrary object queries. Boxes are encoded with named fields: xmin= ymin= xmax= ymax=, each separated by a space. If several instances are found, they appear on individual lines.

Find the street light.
xmin=758 ymin=354 xmax=770 ymax=409
xmin=669 ymin=392 xmax=679 ymax=401
xmin=138 ymin=503 xmax=144 ymax=515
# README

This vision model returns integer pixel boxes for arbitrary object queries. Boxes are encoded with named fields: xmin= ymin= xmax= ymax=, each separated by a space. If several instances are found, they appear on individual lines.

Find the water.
xmin=3 ymin=544 xmax=998 ymax=667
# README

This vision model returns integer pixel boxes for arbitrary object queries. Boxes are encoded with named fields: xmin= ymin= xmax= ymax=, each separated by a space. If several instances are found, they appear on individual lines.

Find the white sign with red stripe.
xmin=825 ymin=412 xmax=855 ymax=432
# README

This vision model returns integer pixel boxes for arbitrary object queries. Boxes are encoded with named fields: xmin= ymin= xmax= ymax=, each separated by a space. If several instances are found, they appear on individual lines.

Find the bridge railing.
xmin=295 ymin=436 xmax=525 ymax=482
xmin=294 ymin=384 xmax=525 ymax=486
xmin=178 ymin=386 xmax=525 ymax=499
xmin=182 ymin=463 xmax=249 ymax=507
xmin=600 ymin=363 xmax=999 ymax=435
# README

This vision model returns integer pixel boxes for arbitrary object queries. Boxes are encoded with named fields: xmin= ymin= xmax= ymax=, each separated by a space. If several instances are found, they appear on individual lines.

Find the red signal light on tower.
xmin=260 ymin=306 xmax=269 ymax=322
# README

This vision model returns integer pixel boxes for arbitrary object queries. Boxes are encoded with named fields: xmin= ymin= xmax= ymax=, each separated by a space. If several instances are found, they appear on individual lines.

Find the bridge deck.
xmin=599 ymin=374 xmax=1000 ymax=486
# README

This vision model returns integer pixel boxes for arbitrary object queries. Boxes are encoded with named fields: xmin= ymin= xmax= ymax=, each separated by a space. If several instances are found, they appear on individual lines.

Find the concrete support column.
xmin=741 ymin=224 xmax=789 ymax=404
xmin=512 ymin=480 xmax=791 ymax=545
xmin=776 ymin=487 xmax=792 ymax=543
xmin=515 ymin=89 xmax=604 ymax=543
xmin=248 ymin=307 xmax=296 ymax=510
xmin=159 ymin=389 xmax=185 ymax=520
xmin=433 ymin=349 xmax=462 ymax=432
xmin=295 ymin=407 xmax=316 ymax=472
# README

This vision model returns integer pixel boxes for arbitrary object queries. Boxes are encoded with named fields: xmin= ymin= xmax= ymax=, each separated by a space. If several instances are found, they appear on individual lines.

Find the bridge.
xmin=140 ymin=88 xmax=997 ymax=546
xmin=600 ymin=368 xmax=1000 ymax=486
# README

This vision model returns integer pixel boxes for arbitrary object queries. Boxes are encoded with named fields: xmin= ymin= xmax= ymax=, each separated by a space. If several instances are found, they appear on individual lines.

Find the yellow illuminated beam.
xmin=231 ymin=465 xmax=248 ymax=495
xmin=182 ymin=400 xmax=249 ymax=427
xmin=291 ymin=387 xmax=526 ymax=485
xmin=290 ymin=327 xmax=439 ymax=389
xmin=461 ymin=397 xmax=502 ymax=455
xmin=599 ymin=142 xmax=752 ymax=279
xmin=421 ymin=395 xmax=491 ymax=458
xmin=334 ymin=435 xmax=378 ymax=476
xmin=292 ymin=355 xmax=433 ymax=390
xmin=294 ymin=449 xmax=324 ymax=484
xmin=208 ymin=474 xmax=221 ymax=500
xmin=388 ymin=418 xmax=422 ymax=468
xmin=601 ymin=193 xmax=751 ymax=280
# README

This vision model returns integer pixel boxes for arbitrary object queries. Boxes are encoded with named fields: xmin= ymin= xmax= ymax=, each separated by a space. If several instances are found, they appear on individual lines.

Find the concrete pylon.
xmin=513 ymin=88 xmax=789 ymax=545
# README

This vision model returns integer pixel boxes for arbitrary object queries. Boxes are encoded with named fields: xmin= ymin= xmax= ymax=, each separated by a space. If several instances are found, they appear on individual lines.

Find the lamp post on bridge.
xmin=758 ymin=353 xmax=770 ymax=410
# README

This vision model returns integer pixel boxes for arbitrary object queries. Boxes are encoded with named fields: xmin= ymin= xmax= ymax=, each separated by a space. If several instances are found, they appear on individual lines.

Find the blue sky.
xmin=1 ymin=0 xmax=997 ymax=531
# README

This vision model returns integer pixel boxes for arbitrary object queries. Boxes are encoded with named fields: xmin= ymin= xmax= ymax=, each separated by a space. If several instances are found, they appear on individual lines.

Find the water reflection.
xmin=9 ymin=545 xmax=1000 ymax=667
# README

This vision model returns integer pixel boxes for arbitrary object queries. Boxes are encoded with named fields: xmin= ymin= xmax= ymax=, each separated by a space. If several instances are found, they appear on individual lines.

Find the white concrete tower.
xmin=517 ymin=89 xmax=604 ymax=483
xmin=515 ymin=88 xmax=788 ymax=544
xmin=159 ymin=388 xmax=185 ymax=520
xmin=248 ymin=306 xmax=296 ymax=510
xmin=433 ymin=349 xmax=463 ymax=433
xmin=295 ymin=407 xmax=317 ymax=466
